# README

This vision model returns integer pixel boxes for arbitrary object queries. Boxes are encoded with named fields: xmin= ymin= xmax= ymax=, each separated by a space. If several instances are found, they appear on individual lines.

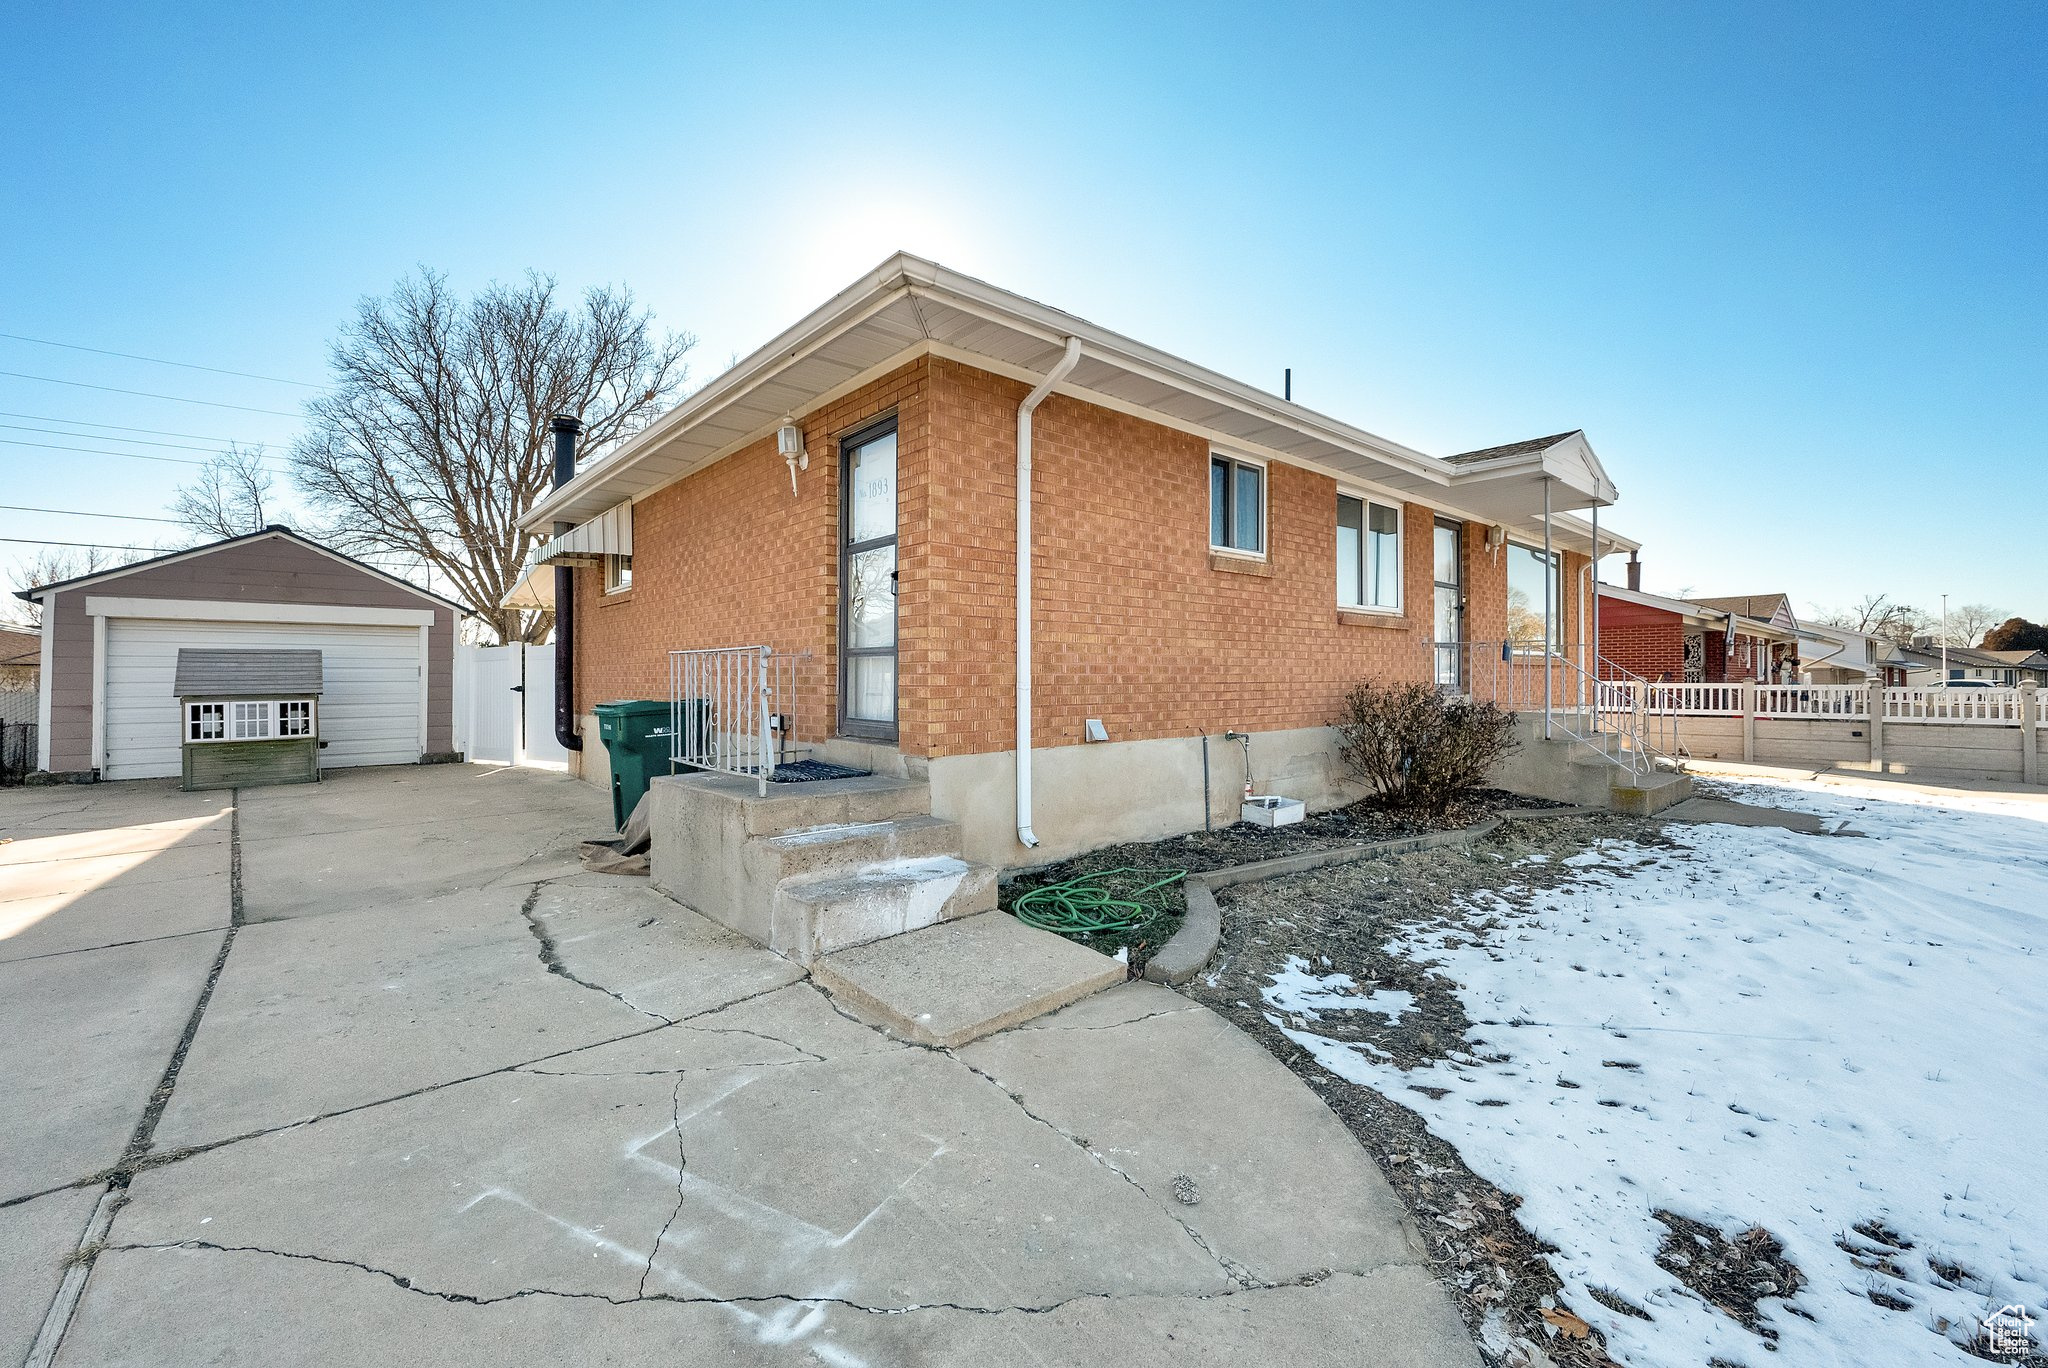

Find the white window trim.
xmin=184 ymin=698 xmax=318 ymax=745
xmin=1208 ymin=451 xmax=1269 ymax=559
xmin=604 ymin=553 xmax=633 ymax=595
xmin=1336 ymin=489 xmax=1404 ymax=614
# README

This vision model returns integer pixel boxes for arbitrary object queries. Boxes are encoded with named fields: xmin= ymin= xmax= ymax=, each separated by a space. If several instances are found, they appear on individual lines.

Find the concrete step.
xmin=1608 ymin=769 xmax=1694 ymax=816
xmin=770 ymin=855 xmax=997 ymax=965
xmin=753 ymin=813 xmax=962 ymax=884
xmin=811 ymin=911 xmax=1126 ymax=1048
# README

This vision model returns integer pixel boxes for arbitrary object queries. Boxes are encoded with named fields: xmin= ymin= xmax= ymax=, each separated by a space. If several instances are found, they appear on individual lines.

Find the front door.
xmin=1433 ymin=518 xmax=1465 ymax=689
xmin=839 ymin=416 xmax=899 ymax=739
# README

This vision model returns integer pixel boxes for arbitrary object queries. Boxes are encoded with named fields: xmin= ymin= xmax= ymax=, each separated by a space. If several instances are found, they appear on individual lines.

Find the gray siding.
xmin=44 ymin=535 xmax=457 ymax=772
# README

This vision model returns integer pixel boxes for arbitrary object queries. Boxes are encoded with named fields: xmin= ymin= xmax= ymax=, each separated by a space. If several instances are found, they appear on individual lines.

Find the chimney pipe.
xmin=550 ymin=414 xmax=584 ymax=753
xmin=1626 ymin=551 xmax=1641 ymax=592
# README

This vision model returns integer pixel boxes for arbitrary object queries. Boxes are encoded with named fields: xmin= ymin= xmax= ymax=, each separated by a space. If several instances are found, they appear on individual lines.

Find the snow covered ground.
xmin=1266 ymin=777 xmax=2048 ymax=1367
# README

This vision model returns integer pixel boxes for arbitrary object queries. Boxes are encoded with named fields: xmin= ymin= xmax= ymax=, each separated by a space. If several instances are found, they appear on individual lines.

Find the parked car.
xmin=1941 ymin=679 xmax=1993 ymax=689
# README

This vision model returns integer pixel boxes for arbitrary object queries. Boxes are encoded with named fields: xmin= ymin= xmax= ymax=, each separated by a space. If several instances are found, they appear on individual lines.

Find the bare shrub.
xmin=1335 ymin=681 xmax=1518 ymax=815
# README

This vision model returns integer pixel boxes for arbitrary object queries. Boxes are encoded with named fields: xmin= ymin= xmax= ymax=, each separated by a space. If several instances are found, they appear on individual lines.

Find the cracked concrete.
xmin=1 ymin=764 xmax=1480 ymax=1366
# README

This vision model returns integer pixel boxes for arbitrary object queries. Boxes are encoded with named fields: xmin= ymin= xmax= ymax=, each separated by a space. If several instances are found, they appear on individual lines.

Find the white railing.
xmin=668 ymin=646 xmax=808 ymax=795
xmin=1756 ymin=684 xmax=1869 ymax=719
xmin=1883 ymin=688 xmax=2027 ymax=725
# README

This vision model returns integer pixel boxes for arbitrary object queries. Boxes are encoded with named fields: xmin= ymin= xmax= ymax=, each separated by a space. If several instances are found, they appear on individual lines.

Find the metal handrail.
xmin=667 ymin=646 xmax=808 ymax=796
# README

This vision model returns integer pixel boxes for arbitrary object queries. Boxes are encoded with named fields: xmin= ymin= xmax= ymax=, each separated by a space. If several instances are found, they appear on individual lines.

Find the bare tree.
xmin=1813 ymin=594 xmax=1929 ymax=647
xmin=171 ymin=445 xmax=275 ymax=541
xmin=8 ymin=546 xmax=136 ymax=626
xmin=290 ymin=270 xmax=694 ymax=643
xmin=1937 ymin=602 xmax=2003 ymax=649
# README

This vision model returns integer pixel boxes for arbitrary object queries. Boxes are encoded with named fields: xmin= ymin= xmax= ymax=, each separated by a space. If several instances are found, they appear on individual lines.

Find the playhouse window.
xmin=187 ymin=703 xmax=225 ymax=742
xmin=279 ymin=701 xmax=314 ymax=736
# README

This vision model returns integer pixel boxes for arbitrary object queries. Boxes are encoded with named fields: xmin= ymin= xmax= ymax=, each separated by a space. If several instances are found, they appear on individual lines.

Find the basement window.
xmin=1337 ymin=495 xmax=1401 ymax=610
xmin=1210 ymin=455 xmax=1265 ymax=555
xmin=605 ymin=553 xmax=633 ymax=594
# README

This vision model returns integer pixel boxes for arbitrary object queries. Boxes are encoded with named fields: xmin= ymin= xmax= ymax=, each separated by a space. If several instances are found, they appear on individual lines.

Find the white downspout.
xmin=1016 ymin=336 xmax=1083 ymax=850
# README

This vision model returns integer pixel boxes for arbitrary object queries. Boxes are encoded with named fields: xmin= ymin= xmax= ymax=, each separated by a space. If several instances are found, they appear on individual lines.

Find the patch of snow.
xmin=1287 ymin=778 xmax=2048 ymax=1367
xmin=1263 ymin=955 xmax=1415 ymax=1022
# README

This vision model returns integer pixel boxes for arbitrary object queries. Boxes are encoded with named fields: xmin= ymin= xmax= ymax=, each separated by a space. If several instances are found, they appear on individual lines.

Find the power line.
xmin=0 ymin=371 xmax=305 ymax=418
xmin=0 ymin=332 xmax=326 ymax=389
xmin=0 ymin=536 xmax=161 ymax=551
xmin=0 ymin=411 xmax=273 ymax=445
xmin=0 ymin=437 xmax=293 ymax=469
xmin=0 ymin=422 xmax=234 ymax=453
xmin=0 ymin=503 xmax=185 ymax=524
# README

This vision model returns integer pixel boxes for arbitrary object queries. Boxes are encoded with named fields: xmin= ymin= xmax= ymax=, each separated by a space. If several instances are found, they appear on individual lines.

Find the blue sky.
xmin=2 ymin=1 xmax=2041 ymax=625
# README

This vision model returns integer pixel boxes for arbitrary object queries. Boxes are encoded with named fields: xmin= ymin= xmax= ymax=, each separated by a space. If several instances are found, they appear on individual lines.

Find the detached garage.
xmin=20 ymin=526 xmax=463 ymax=782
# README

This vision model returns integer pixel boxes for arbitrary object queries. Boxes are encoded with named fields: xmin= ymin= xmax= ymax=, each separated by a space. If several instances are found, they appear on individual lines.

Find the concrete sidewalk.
xmin=1 ymin=765 xmax=1480 ymax=1367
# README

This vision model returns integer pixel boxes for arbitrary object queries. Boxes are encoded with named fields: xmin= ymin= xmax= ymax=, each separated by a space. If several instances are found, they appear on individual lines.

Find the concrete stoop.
xmin=771 ymin=852 xmax=997 ymax=964
xmin=650 ymin=771 xmax=1003 ymax=966
xmin=811 ymin=910 xmax=1127 ymax=1048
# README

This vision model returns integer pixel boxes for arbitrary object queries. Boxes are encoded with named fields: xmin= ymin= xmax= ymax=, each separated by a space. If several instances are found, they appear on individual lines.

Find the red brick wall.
xmin=920 ymin=358 xmax=1560 ymax=756
xmin=570 ymin=357 xmax=930 ymax=750
xmin=570 ymin=350 xmax=1588 ymax=762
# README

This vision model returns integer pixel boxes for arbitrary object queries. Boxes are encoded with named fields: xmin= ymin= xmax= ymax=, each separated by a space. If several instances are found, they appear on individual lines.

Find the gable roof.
xmin=521 ymin=254 xmax=1623 ymax=540
xmin=174 ymin=648 xmax=325 ymax=697
xmin=1447 ymin=432 xmax=1582 ymax=465
xmin=1690 ymin=594 xmax=1794 ymax=623
xmin=15 ymin=526 xmax=468 ymax=613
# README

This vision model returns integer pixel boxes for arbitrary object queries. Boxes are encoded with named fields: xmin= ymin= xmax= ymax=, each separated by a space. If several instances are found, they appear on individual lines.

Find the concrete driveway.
xmin=0 ymin=765 xmax=1478 ymax=1367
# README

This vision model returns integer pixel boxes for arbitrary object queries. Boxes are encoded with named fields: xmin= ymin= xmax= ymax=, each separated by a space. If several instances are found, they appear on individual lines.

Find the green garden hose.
xmin=1011 ymin=867 xmax=1187 ymax=934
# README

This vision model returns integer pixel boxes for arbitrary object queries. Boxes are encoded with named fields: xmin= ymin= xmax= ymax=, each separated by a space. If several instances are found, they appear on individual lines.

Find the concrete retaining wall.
xmin=1885 ymin=722 xmax=2027 ymax=783
xmin=1755 ymin=719 xmax=1869 ymax=768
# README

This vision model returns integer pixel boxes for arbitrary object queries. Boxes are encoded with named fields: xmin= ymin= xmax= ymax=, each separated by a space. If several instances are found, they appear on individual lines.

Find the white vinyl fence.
xmin=454 ymin=642 xmax=569 ymax=770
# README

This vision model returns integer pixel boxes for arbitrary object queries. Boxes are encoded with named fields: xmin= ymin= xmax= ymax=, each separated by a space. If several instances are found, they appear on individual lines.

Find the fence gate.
xmin=455 ymin=642 xmax=568 ymax=771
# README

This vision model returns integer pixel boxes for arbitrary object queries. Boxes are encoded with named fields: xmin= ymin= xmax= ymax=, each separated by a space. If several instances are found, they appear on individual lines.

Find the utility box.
xmin=594 ymin=698 xmax=672 ymax=830
xmin=174 ymin=649 xmax=324 ymax=792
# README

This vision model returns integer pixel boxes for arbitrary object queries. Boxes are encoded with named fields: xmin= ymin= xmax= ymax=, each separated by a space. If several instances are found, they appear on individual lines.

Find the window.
xmin=1337 ymin=495 xmax=1401 ymax=610
xmin=184 ymin=699 xmax=315 ymax=743
xmin=187 ymin=702 xmax=224 ymax=742
xmin=1506 ymin=543 xmax=1563 ymax=651
xmin=839 ymin=415 xmax=899 ymax=738
xmin=1209 ymin=455 xmax=1264 ymax=554
xmin=232 ymin=701 xmax=275 ymax=740
xmin=605 ymin=553 xmax=633 ymax=594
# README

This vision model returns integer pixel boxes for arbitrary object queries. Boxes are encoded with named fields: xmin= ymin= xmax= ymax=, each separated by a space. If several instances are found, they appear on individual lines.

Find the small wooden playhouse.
xmin=174 ymin=648 xmax=324 ymax=790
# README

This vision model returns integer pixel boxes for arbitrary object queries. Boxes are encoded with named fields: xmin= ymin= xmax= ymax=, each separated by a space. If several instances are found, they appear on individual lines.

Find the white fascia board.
xmin=85 ymin=597 xmax=436 ymax=628
xmin=523 ymin=269 xmax=919 ymax=530
xmin=524 ymin=252 xmax=1464 ymax=530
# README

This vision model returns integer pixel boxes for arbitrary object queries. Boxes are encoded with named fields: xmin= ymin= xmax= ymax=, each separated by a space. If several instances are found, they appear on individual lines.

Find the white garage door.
xmin=103 ymin=618 xmax=423 ymax=780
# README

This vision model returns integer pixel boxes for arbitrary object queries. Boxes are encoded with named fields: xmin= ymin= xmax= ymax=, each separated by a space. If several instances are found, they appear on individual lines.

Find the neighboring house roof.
xmin=521 ymin=254 xmax=1626 ymax=545
xmin=1690 ymin=594 xmax=1797 ymax=630
xmin=1597 ymin=584 xmax=1798 ymax=640
xmin=1899 ymin=644 xmax=2048 ymax=673
xmin=173 ymin=648 xmax=325 ymax=698
xmin=16 ymin=525 xmax=467 ymax=613
xmin=0 ymin=625 xmax=38 ymax=668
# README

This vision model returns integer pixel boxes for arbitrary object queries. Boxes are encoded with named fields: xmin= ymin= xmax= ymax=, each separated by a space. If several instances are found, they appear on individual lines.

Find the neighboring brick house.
xmin=511 ymin=255 xmax=1630 ymax=865
xmin=1596 ymin=585 xmax=1801 ymax=684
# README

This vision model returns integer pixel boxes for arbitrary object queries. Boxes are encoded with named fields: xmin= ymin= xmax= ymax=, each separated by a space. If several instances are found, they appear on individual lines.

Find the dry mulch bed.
xmin=997 ymin=789 xmax=1559 ymax=970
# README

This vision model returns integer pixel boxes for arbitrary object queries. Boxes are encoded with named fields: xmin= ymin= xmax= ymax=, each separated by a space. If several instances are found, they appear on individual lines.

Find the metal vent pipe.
xmin=550 ymin=414 xmax=584 ymax=752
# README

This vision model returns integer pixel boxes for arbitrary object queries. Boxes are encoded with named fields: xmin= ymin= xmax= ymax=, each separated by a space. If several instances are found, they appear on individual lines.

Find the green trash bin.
xmin=593 ymin=699 xmax=673 ymax=830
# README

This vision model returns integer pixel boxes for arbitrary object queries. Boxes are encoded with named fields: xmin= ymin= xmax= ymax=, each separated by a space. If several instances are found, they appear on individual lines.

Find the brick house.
xmin=1596 ymin=585 xmax=1800 ymax=685
xmin=511 ymin=255 xmax=1629 ymax=868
